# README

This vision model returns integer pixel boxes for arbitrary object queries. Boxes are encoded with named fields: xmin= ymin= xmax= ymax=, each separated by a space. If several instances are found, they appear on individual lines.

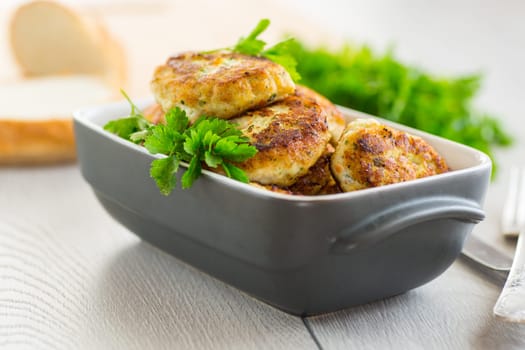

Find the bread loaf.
xmin=9 ymin=0 xmax=125 ymax=87
xmin=0 ymin=76 xmax=116 ymax=164
xmin=2 ymin=0 xmax=125 ymax=164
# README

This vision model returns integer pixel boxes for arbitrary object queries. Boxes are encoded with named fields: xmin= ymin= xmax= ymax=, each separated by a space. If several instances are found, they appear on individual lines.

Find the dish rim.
xmin=73 ymin=97 xmax=492 ymax=203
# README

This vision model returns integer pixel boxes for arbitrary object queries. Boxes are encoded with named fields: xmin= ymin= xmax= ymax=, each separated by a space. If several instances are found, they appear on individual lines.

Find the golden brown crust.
xmin=295 ymin=85 xmax=346 ymax=145
xmin=232 ymin=92 xmax=331 ymax=187
xmin=331 ymin=119 xmax=449 ymax=192
xmin=287 ymin=144 xmax=341 ymax=195
xmin=0 ymin=118 xmax=76 ymax=165
xmin=249 ymin=182 xmax=294 ymax=195
xmin=151 ymin=51 xmax=295 ymax=122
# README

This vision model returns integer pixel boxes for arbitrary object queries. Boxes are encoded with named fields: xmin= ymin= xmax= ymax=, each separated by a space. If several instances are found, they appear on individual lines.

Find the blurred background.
xmin=0 ymin=0 xmax=525 ymax=249
xmin=1 ymin=0 xmax=522 ymax=148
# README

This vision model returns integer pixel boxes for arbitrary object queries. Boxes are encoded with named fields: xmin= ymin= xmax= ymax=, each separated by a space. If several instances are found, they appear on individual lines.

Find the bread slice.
xmin=0 ymin=76 xmax=116 ymax=164
xmin=9 ymin=0 xmax=125 ymax=88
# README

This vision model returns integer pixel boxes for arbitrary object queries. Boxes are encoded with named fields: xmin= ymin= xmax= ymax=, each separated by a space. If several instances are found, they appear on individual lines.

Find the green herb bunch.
xmin=104 ymin=91 xmax=257 ymax=195
xmin=287 ymin=41 xmax=512 ymax=172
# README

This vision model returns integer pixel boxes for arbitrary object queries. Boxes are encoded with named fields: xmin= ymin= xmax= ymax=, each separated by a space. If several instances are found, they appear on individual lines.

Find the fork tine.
xmin=502 ymin=166 xmax=521 ymax=237
xmin=517 ymin=167 xmax=525 ymax=229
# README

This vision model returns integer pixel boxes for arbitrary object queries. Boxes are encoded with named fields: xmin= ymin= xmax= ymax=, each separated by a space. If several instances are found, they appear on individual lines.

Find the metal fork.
xmin=494 ymin=166 xmax=525 ymax=322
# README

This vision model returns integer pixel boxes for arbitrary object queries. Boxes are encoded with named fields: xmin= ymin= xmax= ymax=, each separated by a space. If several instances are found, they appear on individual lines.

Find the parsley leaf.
xmin=231 ymin=19 xmax=300 ymax=81
xmin=233 ymin=18 xmax=270 ymax=55
xmin=104 ymin=116 xmax=147 ymax=141
xmin=222 ymin=162 xmax=250 ymax=183
xmin=144 ymin=124 xmax=178 ymax=155
xmin=181 ymin=156 xmax=202 ymax=189
xmin=214 ymin=136 xmax=258 ymax=162
xmin=144 ymin=108 xmax=189 ymax=159
xmin=179 ymin=116 xmax=257 ymax=189
xmin=103 ymin=89 xmax=152 ymax=143
xmin=262 ymin=38 xmax=301 ymax=81
xmin=165 ymin=107 xmax=190 ymax=133
xmin=150 ymin=156 xmax=179 ymax=195
xmin=104 ymin=91 xmax=258 ymax=195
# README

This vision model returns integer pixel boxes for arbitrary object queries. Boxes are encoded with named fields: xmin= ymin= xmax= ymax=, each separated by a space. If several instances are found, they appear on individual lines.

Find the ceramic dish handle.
xmin=331 ymin=196 xmax=485 ymax=254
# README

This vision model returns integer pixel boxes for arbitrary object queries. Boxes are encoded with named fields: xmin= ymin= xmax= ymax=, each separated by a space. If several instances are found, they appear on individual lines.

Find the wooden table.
xmin=2 ymin=0 xmax=525 ymax=348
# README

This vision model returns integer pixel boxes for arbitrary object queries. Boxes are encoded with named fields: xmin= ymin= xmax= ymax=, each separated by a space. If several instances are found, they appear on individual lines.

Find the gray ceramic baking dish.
xmin=74 ymin=98 xmax=491 ymax=316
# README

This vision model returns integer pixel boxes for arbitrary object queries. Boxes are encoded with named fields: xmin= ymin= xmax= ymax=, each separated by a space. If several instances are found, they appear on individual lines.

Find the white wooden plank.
xmin=0 ymin=166 xmax=317 ymax=350
xmin=306 ymin=261 xmax=525 ymax=350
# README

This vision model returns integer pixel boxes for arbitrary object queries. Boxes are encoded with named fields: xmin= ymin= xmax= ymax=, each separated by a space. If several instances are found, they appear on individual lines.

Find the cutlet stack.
xmin=148 ymin=51 xmax=343 ymax=195
xmin=148 ymin=51 xmax=448 ymax=195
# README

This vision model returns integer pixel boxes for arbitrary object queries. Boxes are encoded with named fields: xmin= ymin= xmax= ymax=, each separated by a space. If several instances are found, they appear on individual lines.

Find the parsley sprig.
xmin=231 ymin=19 xmax=300 ymax=81
xmin=104 ymin=93 xmax=257 ymax=195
